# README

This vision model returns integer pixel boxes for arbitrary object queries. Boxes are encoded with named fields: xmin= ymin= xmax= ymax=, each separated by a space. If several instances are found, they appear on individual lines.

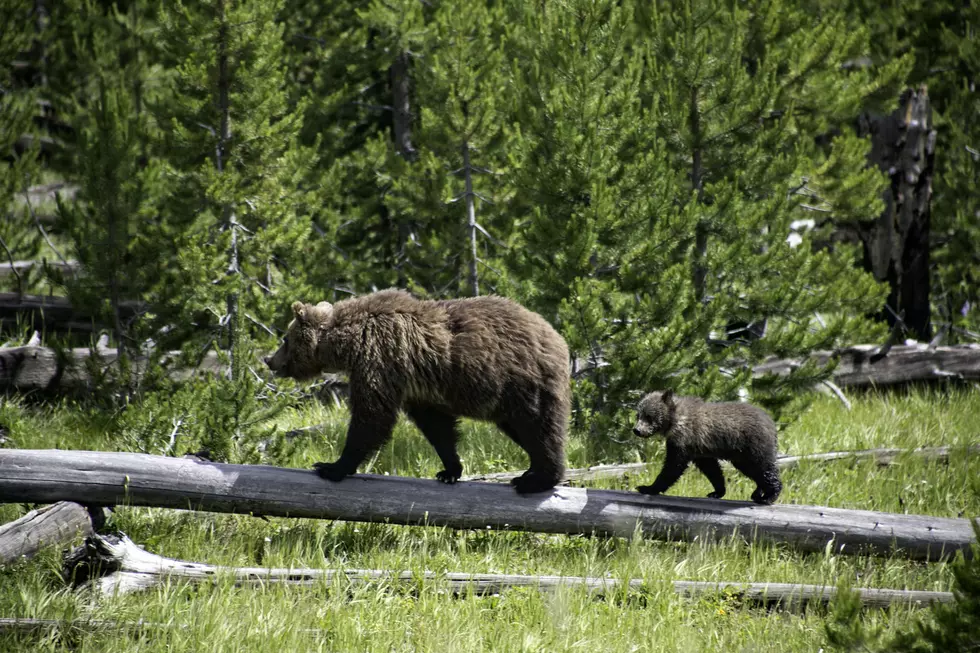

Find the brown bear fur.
xmin=632 ymin=389 xmax=782 ymax=505
xmin=265 ymin=288 xmax=571 ymax=494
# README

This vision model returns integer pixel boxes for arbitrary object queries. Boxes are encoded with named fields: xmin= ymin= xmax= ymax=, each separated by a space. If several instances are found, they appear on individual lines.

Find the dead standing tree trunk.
xmin=858 ymin=86 xmax=936 ymax=341
xmin=389 ymin=51 xmax=417 ymax=288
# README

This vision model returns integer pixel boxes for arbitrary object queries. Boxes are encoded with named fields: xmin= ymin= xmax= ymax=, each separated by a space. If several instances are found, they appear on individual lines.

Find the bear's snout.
xmin=633 ymin=427 xmax=642 ymax=437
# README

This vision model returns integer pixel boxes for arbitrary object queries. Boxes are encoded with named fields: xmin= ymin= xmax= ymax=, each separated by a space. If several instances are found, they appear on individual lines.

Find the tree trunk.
xmin=462 ymin=141 xmax=479 ymax=296
xmin=858 ymin=86 xmax=936 ymax=341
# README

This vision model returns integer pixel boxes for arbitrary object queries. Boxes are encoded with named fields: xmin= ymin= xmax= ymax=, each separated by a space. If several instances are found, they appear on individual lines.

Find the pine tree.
xmin=151 ymin=0 xmax=318 ymax=359
xmin=0 ymin=0 xmax=46 ymax=297
xmin=146 ymin=0 xmax=319 ymax=459
xmin=506 ymin=0 xmax=895 ymax=449
xmin=48 ymin=0 xmax=164 ymax=354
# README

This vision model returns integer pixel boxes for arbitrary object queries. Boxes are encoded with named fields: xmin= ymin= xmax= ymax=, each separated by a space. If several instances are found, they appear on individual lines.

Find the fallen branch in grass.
xmin=0 ymin=502 xmax=107 ymax=566
xmin=463 ymin=444 xmax=980 ymax=485
xmin=0 ymin=449 xmax=973 ymax=561
xmin=66 ymin=533 xmax=953 ymax=609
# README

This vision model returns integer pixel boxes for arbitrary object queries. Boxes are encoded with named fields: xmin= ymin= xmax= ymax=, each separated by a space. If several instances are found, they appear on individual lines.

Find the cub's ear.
xmin=661 ymin=389 xmax=675 ymax=405
xmin=291 ymin=301 xmax=308 ymax=321
xmin=315 ymin=301 xmax=332 ymax=310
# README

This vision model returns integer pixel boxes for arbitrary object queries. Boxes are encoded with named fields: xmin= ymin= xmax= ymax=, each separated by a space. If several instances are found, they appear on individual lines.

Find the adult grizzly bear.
xmin=631 ymin=390 xmax=782 ymax=505
xmin=264 ymin=289 xmax=571 ymax=495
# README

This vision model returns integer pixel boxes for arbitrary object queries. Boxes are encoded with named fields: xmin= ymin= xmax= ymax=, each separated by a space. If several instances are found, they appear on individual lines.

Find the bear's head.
xmin=264 ymin=300 xmax=335 ymax=381
xmin=632 ymin=389 xmax=676 ymax=438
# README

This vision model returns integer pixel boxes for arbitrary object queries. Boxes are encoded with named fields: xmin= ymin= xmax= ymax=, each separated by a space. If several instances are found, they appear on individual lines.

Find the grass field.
xmin=1 ymin=386 xmax=978 ymax=652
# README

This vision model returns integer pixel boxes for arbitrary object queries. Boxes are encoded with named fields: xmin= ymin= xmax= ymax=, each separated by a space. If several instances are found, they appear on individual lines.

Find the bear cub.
xmin=632 ymin=389 xmax=782 ymax=505
xmin=264 ymin=288 xmax=571 ymax=495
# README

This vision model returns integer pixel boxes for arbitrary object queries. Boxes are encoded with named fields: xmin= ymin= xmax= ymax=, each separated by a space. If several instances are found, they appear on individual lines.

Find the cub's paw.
xmin=707 ymin=491 xmax=726 ymax=500
xmin=636 ymin=485 xmax=662 ymax=496
xmin=313 ymin=462 xmax=349 ymax=482
xmin=512 ymin=472 xmax=558 ymax=496
xmin=435 ymin=469 xmax=460 ymax=485
xmin=509 ymin=471 xmax=529 ymax=486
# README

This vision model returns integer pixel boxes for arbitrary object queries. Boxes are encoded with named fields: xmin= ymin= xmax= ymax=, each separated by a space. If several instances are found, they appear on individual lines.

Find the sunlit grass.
xmin=1 ymin=386 xmax=978 ymax=651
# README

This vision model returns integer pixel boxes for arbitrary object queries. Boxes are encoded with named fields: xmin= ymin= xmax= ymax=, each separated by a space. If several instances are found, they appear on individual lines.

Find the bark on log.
xmin=0 ymin=292 xmax=143 ymax=333
xmin=0 ymin=450 xmax=973 ymax=561
xmin=464 ymin=445 xmax=980 ymax=485
xmin=753 ymin=343 xmax=980 ymax=386
xmin=0 ymin=345 xmax=225 ymax=392
xmin=0 ymin=502 xmax=105 ymax=566
xmin=67 ymin=533 xmax=953 ymax=609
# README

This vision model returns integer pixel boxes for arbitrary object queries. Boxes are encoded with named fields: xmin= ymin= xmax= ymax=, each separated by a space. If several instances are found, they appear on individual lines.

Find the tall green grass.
xmin=1 ymin=386 xmax=978 ymax=652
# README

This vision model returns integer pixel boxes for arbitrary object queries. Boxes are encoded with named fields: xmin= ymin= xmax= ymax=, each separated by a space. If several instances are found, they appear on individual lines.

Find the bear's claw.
xmin=512 ymin=471 xmax=558 ymax=495
xmin=707 ymin=491 xmax=725 ymax=499
xmin=435 ymin=470 xmax=459 ymax=484
xmin=313 ymin=461 xmax=349 ymax=482
xmin=636 ymin=485 xmax=662 ymax=496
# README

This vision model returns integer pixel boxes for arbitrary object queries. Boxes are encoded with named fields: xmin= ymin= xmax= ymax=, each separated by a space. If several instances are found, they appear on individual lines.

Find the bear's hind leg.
xmin=730 ymin=458 xmax=782 ymax=505
xmin=406 ymin=404 xmax=463 ymax=484
xmin=693 ymin=457 xmax=726 ymax=499
xmin=497 ymin=399 xmax=567 ymax=496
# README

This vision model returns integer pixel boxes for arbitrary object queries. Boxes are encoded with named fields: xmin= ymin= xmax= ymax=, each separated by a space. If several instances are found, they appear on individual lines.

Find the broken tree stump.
xmin=0 ymin=502 xmax=106 ymax=566
xmin=0 ymin=450 xmax=973 ymax=561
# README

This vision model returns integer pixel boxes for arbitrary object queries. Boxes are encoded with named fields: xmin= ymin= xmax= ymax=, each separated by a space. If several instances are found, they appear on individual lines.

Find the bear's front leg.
xmin=637 ymin=443 xmax=690 ymax=496
xmin=312 ymin=395 xmax=399 ymax=483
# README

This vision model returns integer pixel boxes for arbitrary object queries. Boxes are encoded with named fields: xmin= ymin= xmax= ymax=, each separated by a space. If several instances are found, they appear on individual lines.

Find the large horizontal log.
xmin=0 ymin=502 xmax=105 ymax=566
xmin=0 ymin=450 xmax=973 ymax=561
xmin=0 ymin=292 xmax=144 ymax=333
xmin=464 ymin=445 xmax=980 ymax=485
xmin=0 ymin=345 xmax=225 ymax=392
xmin=753 ymin=343 xmax=980 ymax=387
xmin=69 ymin=533 xmax=952 ymax=609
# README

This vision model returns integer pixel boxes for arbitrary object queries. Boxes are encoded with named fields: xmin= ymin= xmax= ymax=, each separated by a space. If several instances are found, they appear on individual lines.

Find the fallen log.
xmin=0 ymin=450 xmax=973 ymax=561
xmin=0 ymin=502 xmax=105 ymax=566
xmin=753 ymin=343 xmax=980 ymax=387
xmin=67 ymin=532 xmax=954 ymax=609
xmin=0 ymin=345 xmax=225 ymax=392
xmin=0 ymin=292 xmax=144 ymax=333
xmin=463 ymin=444 xmax=980 ymax=484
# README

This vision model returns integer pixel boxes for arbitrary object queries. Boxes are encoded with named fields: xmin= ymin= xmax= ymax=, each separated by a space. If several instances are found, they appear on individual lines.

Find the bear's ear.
xmin=291 ymin=301 xmax=308 ymax=322
xmin=661 ymin=389 xmax=675 ymax=406
xmin=315 ymin=301 xmax=332 ymax=310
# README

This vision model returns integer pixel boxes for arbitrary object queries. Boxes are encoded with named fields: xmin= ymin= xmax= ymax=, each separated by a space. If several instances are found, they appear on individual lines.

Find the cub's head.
xmin=632 ymin=389 xmax=676 ymax=438
xmin=264 ymin=300 xmax=334 ymax=381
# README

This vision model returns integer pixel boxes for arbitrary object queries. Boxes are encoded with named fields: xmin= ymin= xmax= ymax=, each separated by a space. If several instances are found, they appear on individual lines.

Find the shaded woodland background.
xmin=1 ymin=0 xmax=978 ymax=435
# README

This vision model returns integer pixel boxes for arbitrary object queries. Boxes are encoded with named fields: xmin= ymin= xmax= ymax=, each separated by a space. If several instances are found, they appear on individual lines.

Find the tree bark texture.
xmin=0 ymin=449 xmax=973 ymax=561
xmin=858 ymin=86 xmax=936 ymax=341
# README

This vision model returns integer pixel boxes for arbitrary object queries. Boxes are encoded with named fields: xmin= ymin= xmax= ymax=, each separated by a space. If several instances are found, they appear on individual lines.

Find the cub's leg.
xmin=730 ymin=457 xmax=782 ymax=505
xmin=405 ymin=404 xmax=463 ymax=484
xmin=693 ymin=457 xmax=726 ymax=499
xmin=637 ymin=442 xmax=690 ymax=496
